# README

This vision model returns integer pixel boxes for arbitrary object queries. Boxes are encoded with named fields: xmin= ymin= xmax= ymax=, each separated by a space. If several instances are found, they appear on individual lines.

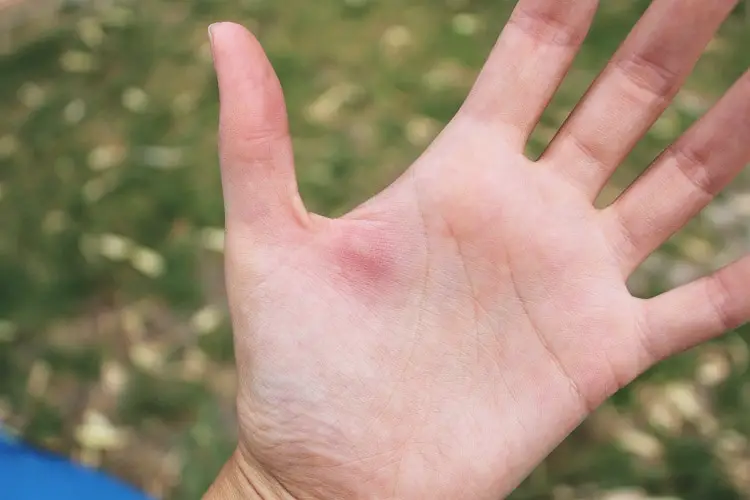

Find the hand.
xmin=205 ymin=1 xmax=750 ymax=498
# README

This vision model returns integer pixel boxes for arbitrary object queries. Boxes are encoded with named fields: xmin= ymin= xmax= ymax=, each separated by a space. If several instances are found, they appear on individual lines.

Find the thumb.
xmin=209 ymin=22 xmax=308 ymax=236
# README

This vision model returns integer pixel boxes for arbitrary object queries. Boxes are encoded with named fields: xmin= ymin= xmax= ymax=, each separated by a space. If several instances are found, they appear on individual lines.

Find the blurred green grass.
xmin=1 ymin=1 xmax=750 ymax=499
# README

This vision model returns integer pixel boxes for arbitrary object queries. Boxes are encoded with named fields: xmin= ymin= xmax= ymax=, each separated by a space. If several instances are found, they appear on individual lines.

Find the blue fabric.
xmin=0 ymin=431 xmax=150 ymax=500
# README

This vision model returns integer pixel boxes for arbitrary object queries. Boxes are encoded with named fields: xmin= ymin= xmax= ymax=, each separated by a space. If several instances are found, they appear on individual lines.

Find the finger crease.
xmin=667 ymin=145 xmax=717 ymax=200
xmin=508 ymin=7 xmax=586 ymax=47
xmin=614 ymin=52 xmax=681 ymax=101
xmin=705 ymin=271 xmax=736 ymax=332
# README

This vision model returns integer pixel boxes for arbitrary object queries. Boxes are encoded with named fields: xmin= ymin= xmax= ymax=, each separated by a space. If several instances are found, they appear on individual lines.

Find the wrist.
xmin=204 ymin=450 xmax=294 ymax=500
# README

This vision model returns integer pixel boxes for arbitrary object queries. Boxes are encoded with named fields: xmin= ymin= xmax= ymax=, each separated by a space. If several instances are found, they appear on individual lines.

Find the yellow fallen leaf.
xmin=75 ymin=411 xmax=127 ymax=451
xmin=129 ymin=343 xmax=164 ymax=373
xmin=130 ymin=246 xmax=166 ymax=278
xmin=200 ymin=227 xmax=225 ymax=252
xmin=452 ymin=13 xmax=481 ymax=36
xmin=102 ymin=361 xmax=128 ymax=396
xmin=614 ymin=426 xmax=663 ymax=461
xmin=122 ymin=87 xmax=149 ymax=113
xmin=88 ymin=145 xmax=124 ymax=171
xmin=77 ymin=17 xmax=105 ymax=48
xmin=190 ymin=305 xmax=222 ymax=335
xmin=63 ymin=98 xmax=86 ymax=124
xmin=26 ymin=361 xmax=50 ymax=398
xmin=406 ymin=116 xmax=440 ymax=146
xmin=99 ymin=233 xmax=132 ymax=261
xmin=381 ymin=25 xmax=413 ymax=55
xmin=60 ymin=50 xmax=96 ymax=73
xmin=17 ymin=82 xmax=46 ymax=108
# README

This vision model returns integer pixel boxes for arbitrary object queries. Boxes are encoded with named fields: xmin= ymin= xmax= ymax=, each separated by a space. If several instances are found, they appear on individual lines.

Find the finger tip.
xmin=208 ymin=22 xmax=265 ymax=66
xmin=209 ymin=21 xmax=257 ymax=43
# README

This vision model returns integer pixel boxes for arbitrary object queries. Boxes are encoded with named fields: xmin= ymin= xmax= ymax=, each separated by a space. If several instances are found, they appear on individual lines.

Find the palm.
xmin=209 ymin=1 xmax=750 ymax=499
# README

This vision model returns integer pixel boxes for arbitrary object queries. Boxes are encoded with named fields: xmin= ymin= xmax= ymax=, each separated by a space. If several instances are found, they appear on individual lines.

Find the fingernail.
xmin=208 ymin=23 xmax=218 ymax=46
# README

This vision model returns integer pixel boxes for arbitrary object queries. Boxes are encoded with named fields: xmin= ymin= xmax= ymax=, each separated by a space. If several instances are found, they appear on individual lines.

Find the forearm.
xmin=204 ymin=453 xmax=259 ymax=500
xmin=204 ymin=451 xmax=290 ymax=500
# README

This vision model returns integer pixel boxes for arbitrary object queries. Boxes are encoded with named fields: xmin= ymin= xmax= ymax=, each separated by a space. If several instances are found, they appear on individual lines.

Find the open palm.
xmin=207 ymin=1 xmax=750 ymax=499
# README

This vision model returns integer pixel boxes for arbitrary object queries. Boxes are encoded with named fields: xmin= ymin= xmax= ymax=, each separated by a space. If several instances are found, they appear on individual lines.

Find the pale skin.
xmin=203 ymin=0 xmax=750 ymax=499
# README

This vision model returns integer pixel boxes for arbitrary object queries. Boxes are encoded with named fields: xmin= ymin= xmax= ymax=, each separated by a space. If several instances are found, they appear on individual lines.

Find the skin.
xmin=203 ymin=0 xmax=750 ymax=498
